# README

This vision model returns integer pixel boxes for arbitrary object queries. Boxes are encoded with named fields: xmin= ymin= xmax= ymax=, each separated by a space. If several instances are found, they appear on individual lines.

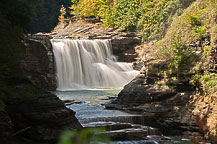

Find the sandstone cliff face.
xmin=192 ymin=45 xmax=217 ymax=143
xmin=0 ymin=33 xmax=86 ymax=143
xmin=109 ymin=38 xmax=217 ymax=141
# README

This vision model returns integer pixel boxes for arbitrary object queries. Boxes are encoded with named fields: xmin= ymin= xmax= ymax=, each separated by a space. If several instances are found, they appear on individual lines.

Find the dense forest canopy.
xmin=68 ymin=0 xmax=195 ymax=40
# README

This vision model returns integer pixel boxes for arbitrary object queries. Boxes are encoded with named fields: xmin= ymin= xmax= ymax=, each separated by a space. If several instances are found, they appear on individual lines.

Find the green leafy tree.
xmin=109 ymin=0 xmax=142 ymax=31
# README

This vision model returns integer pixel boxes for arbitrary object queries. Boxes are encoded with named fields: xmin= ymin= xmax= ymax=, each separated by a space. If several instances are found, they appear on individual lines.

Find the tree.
xmin=59 ymin=5 xmax=66 ymax=23
xmin=31 ymin=0 xmax=72 ymax=32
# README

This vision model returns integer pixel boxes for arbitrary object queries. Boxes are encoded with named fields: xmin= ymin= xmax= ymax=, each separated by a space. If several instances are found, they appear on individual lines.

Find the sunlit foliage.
xmin=69 ymin=0 xmax=195 ymax=40
xmin=59 ymin=5 xmax=66 ymax=23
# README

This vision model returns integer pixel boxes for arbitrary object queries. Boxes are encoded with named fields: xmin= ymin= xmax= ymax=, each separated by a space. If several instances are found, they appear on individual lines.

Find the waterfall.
xmin=51 ymin=39 xmax=139 ymax=90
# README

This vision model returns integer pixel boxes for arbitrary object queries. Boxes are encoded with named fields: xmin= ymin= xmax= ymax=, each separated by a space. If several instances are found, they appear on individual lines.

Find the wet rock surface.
xmin=83 ymin=121 xmax=189 ymax=144
xmin=83 ymin=121 xmax=167 ymax=142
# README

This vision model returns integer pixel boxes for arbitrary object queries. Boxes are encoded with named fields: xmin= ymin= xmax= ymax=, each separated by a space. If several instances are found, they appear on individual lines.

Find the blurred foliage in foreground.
xmin=58 ymin=128 xmax=110 ymax=144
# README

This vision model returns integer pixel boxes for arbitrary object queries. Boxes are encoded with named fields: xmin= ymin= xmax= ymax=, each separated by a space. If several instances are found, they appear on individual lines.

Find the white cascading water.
xmin=51 ymin=39 xmax=139 ymax=90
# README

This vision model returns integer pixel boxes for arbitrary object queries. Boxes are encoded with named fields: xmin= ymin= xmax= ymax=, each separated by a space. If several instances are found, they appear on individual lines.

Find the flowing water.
xmin=54 ymin=89 xmax=147 ymax=125
xmin=51 ymin=39 xmax=139 ymax=90
xmin=53 ymin=89 xmax=137 ymax=122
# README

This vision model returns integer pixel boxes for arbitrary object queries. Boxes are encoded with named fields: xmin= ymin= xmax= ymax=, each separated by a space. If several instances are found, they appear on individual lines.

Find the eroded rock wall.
xmin=111 ymin=34 xmax=141 ymax=62
xmin=22 ymin=34 xmax=56 ymax=90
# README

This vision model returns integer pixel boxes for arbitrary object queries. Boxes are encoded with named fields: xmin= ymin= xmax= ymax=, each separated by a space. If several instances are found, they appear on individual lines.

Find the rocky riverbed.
xmin=53 ymin=89 xmax=209 ymax=144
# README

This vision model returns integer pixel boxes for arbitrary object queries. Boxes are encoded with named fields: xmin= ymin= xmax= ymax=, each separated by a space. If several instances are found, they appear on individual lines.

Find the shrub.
xmin=191 ymin=73 xmax=217 ymax=95
xmin=156 ymin=34 xmax=198 ymax=79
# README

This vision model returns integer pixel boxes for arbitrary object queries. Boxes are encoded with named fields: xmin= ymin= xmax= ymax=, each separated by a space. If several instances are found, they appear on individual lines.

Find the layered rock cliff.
xmin=0 ymin=34 xmax=83 ymax=143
